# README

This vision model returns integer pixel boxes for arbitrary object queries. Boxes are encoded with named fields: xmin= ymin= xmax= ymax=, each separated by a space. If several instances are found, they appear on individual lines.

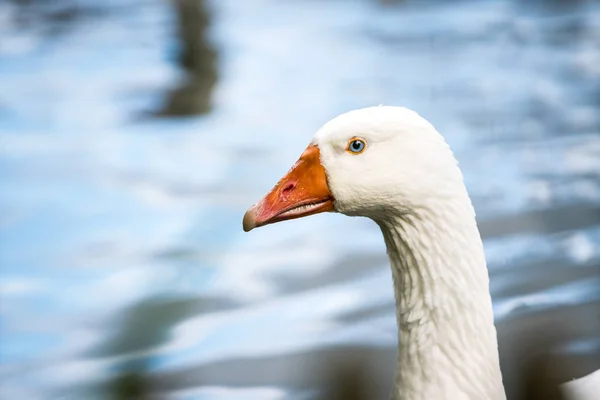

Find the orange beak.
xmin=243 ymin=144 xmax=334 ymax=232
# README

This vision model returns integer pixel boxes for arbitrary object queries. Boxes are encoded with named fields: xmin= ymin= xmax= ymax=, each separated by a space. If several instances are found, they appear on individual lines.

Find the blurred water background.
xmin=1 ymin=0 xmax=599 ymax=399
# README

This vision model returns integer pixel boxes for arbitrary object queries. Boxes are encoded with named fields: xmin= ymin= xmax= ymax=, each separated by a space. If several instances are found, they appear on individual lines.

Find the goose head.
xmin=242 ymin=106 xmax=507 ymax=400
xmin=243 ymin=106 xmax=465 ymax=230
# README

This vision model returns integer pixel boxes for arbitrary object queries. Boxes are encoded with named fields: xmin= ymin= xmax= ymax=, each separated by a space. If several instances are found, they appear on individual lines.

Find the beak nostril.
xmin=281 ymin=182 xmax=296 ymax=196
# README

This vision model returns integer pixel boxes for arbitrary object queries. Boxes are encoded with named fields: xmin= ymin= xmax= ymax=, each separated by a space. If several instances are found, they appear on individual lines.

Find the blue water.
xmin=1 ymin=0 xmax=599 ymax=399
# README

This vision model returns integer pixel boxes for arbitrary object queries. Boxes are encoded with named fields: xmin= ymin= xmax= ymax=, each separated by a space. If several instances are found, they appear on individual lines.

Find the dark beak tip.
xmin=242 ymin=207 xmax=258 ymax=232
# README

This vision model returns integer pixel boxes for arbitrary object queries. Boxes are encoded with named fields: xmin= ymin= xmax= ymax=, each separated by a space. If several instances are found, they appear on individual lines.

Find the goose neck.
xmin=377 ymin=203 xmax=506 ymax=400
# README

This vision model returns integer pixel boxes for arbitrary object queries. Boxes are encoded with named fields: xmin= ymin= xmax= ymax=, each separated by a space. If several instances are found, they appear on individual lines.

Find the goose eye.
xmin=346 ymin=138 xmax=366 ymax=154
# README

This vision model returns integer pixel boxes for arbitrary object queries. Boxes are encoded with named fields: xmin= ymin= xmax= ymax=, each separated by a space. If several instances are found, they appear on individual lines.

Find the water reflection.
xmin=109 ymin=361 xmax=153 ymax=400
xmin=0 ymin=0 xmax=599 ymax=399
xmin=6 ymin=0 xmax=107 ymax=37
xmin=153 ymin=0 xmax=217 ymax=117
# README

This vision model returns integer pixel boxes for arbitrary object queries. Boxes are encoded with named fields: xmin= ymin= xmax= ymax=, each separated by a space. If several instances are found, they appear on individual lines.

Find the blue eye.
xmin=346 ymin=138 xmax=366 ymax=154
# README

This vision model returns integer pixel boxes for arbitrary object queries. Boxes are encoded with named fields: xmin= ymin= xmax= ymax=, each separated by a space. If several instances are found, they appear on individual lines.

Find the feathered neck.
xmin=376 ymin=195 xmax=506 ymax=400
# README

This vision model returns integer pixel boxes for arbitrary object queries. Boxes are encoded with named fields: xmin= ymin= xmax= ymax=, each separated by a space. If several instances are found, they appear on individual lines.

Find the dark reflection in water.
xmin=109 ymin=361 xmax=153 ymax=400
xmin=99 ymin=296 xmax=239 ymax=398
xmin=6 ymin=0 xmax=107 ymax=36
xmin=8 ymin=0 xmax=218 ymax=118
xmin=153 ymin=0 xmax=218 ymax=117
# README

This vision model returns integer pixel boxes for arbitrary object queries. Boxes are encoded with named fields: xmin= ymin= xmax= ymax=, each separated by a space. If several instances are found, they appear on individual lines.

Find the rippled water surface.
xmin=1 ymin=0 xmax=599 ymax=399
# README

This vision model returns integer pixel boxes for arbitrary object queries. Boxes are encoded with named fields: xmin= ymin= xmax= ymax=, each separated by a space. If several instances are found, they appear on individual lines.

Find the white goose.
xmin=242 ymin=106 xmax=599 ymax=400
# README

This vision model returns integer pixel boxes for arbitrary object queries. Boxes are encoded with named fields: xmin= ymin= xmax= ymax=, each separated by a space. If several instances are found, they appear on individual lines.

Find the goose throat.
xmin=377 ymin=205 xmax=506 ymax=400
